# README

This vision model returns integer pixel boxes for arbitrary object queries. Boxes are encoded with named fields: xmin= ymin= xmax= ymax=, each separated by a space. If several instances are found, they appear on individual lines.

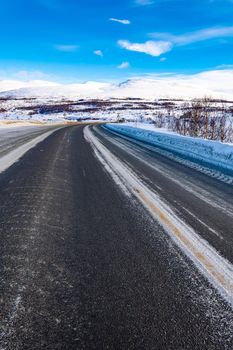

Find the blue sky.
xmin=0 ymin=0 xmax=233 ymax=82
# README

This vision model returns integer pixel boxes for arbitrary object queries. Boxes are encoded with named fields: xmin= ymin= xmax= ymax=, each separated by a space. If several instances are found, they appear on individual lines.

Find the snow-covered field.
xmin=1 ymin=96 xmax=232 ymax=125
xmin=105 ymin=124 xmax=233 ymax=175
xmin=1 ymin=70 xmax=233 ymax=100
xmin=0 ymin=71 xmax=232 ymax=124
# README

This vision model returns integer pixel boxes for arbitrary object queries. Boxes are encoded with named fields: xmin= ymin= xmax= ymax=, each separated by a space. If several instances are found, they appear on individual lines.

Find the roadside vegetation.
xmin=1 ymin=96 xmax=233 ymax=142
xmin=152 ymin=98 xmax=233 ymax=143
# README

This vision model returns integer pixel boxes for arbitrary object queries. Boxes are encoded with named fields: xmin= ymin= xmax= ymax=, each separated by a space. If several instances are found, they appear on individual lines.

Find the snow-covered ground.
xmin=0 ymin=69 xmax=232 ymax=129
xmin=1 ymin=96 xmax=232 ymax=125
xmin=121 ymin=121 xmax=174 ymax=133
xmin=1 ymin=70 xmax=233 ymax=100
xmin=105 ymin=124 xmax=233 ymax=174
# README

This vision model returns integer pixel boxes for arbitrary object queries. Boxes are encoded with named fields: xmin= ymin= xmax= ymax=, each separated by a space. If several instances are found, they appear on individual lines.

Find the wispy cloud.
xmin=109 ymin=18 xmax=131 ymax=25
xmin=135 ymin=0 xmax=154 ymax=5
xmin=150 ymin=26 xmax=233 ymax=46
xmin=54 ymin=44 xmax=79 ymax=52
xmin=118 ymin=61 xmax=130 ymax=69
xmin=94 ymin=50 xmax=103 ymax=57
xmin=216 ymin=64 xmax=233 ymax=69
xmin=13 ymin=70 xmax=51 ymax=80
xmin=118 ymin=40 xmax=172 ymax=56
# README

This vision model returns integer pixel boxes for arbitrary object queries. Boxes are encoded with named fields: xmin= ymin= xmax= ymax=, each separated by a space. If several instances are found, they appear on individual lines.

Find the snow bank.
xmin=105 ymin=124 xmax=233 ymax=173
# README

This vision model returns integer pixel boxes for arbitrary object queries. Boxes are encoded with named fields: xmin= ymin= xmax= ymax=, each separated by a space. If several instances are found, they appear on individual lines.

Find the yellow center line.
xmin=137 ymin=189 xmax=233 ymax=294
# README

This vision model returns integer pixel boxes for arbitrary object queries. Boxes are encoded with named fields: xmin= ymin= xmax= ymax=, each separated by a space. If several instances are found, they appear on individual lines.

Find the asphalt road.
xmin=94 ymin=125 xmax=233 ymax=265
xmin=0 ymin=125 xmax=232 ymax=349
xmin=0 ymin=125 xmax=59 ymax=158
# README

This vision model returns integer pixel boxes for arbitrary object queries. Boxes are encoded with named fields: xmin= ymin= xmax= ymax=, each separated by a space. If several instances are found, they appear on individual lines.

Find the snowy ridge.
xmin=105 ymin=124 xmax=233 ymax=174
xmin=0 ymin=81 xmax=111 ymax=99
xmin=1 ymin=70 xmax=233 ymax=100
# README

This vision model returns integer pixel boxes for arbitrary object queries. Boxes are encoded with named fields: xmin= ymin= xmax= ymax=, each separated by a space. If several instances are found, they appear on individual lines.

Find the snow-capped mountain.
xmin=0 ymin=70 xmax=233 ymax=100
xmin=0 ymin=81 xmax=112 ymax=99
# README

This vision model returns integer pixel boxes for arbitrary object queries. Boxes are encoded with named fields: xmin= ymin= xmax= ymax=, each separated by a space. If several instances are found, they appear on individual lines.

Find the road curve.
xmin=0 ymin=125 xmax=60 ymax=158
xmin=94 ymin=125 xmax=233 ymax=265
xmin=0 ymin=125 xmax=232 ymax=350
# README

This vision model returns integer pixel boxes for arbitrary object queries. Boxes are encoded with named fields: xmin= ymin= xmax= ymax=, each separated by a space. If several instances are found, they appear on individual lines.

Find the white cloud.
xmin=55 ymin=44 xmax=79 ymax=52
xmin=94 ymin=50 xmax=103 ymax=57
xmin=118 ymin=40 xmax=172 ymax=56
xmin=135 ymin=0 xmax=154 ymax=5
xmin=109 ymin=18 xmax=131 ymax=25
xmin=0 ymin=69 xmax=58 ymax=83
xmin=13 ymin=70 xmax=50 ymax=80
xmin=150 ymin=26 xmax=233 ymax=46
xmin=118 ymin=62 xmax=130 ymax=69
xmin=160 ymin=57 xmax=167 ymax=62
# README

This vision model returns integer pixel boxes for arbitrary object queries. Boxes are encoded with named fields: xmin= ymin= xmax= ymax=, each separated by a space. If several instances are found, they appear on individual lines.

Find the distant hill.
xmin=0 ymin=70 xmax=232 ymax=100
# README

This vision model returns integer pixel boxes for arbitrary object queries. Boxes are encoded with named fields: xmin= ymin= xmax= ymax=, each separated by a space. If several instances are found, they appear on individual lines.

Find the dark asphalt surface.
xmin=0 ymin=125 xmax=232 ymax=349
xmin=0 ymin=125 xmax=60 ymax=158
xmin=95 ymin=125 xmax=233 ymax=265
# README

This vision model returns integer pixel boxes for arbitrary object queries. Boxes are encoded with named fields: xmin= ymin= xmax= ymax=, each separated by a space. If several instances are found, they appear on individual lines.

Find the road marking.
xmin=94 ymin=126 xmax=233 ymax=218
xmin=0 ymin=128 xmax=61 ymax=174
xmin=181 ymin=206 xmax=224 ymax=240
xmin=85 ymin=125 xmax=233 ymax=306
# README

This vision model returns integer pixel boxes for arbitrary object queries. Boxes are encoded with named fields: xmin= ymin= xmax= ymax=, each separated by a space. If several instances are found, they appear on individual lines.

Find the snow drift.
xmin=105 ymin=124 xmax=233 ymax=173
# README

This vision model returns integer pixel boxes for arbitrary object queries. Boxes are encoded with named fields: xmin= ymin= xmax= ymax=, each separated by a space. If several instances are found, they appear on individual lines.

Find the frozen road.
xmin=0 ymin=125 xmax=232 ymax=349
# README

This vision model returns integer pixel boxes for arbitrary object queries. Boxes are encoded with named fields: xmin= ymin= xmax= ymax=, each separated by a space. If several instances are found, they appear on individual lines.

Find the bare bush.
xmin=151 ymin=97 xmax=233 ymax=143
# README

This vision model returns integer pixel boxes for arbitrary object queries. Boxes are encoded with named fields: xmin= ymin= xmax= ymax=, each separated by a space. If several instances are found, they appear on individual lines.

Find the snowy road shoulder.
xmin=105 ymin=124 xmax=233 ymax=175
xmin=85 ymin=125 xmax=233 ymax=306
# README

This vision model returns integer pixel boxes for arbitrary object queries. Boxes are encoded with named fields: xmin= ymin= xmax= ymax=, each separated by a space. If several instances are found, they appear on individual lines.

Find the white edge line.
xmin=0 ymin=128 xmax=62 ymax=174
xmin=84 ymin=125 xmax=233 ymax=307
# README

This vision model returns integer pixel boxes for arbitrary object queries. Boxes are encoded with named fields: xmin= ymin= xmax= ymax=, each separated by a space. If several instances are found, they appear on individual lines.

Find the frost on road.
xmin=0 ymin=125 xmax=233 ymax=350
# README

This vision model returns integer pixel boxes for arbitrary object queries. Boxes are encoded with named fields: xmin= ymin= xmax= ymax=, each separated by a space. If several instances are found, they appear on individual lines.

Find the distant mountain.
xmin=0 ymin=70 xmax=232 ymax=100
xmin=0 ymin=81 xmax=111 ymax=99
